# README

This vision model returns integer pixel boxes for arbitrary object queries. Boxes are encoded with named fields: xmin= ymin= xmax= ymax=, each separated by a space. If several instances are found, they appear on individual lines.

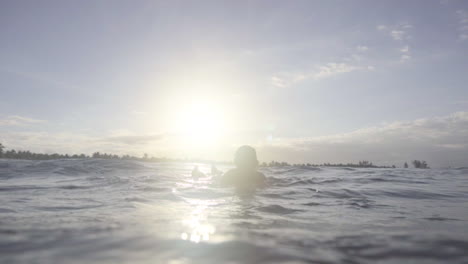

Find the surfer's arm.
xmin=220 ymin=169 xmax=235 ymax=187
xmin=257 ymin=172 xmax=267 ymax=187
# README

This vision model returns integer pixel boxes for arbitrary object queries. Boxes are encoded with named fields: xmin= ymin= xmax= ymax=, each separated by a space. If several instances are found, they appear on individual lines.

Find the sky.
xmin=1 ymin=0 xmax=468 ymax=167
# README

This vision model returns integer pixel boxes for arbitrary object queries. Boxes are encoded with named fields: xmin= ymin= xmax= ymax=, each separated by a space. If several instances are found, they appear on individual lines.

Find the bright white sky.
xmin=1 ymin=0 xmax=468 ymax=167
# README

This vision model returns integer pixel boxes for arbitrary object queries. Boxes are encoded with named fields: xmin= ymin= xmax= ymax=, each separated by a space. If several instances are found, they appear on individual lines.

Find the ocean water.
xmin=1 ymin=159 xmax=467 ymax=264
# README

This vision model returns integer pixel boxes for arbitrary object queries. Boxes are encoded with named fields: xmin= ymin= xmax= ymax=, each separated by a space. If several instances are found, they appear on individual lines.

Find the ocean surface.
xmin=1 ymin=159 xmax=467 ymax=264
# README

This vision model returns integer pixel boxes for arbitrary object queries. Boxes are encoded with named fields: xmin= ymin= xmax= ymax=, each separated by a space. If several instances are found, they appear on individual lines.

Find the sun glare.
xmin=173 ymin=100 xmax=226 ymax=148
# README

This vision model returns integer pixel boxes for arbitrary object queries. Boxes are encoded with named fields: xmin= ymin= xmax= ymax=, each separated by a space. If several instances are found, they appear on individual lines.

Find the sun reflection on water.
xmin=180 ymin=199 xmax=218 ymax=243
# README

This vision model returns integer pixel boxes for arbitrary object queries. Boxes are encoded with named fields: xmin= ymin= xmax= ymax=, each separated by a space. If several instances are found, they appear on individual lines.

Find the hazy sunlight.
xmin=172 ymin=100 xmax=227 ymax=149
xmin=3 ymin=2 xmax=468 ymax=264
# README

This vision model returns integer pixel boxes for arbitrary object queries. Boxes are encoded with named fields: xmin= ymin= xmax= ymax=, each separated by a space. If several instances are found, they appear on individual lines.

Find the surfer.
xmin=191 ymin=166 xmax=205 ymax=180
xmin=211 ymin=164 xmax=222 ymax=176
xmin=220 ymin=145 xmax=266 ymax=189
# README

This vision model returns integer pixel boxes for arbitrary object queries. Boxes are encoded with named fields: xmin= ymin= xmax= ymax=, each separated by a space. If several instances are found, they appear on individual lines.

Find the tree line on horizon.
xmin=0 ymin=143 xmax=176 ymax=162
xmin=406 ymin=160 xmax=430 ymax=169
xmin=259 ymin=160 xmax=396 ymax=168
xmin=0 ymin=143 xmax=429 ymax=169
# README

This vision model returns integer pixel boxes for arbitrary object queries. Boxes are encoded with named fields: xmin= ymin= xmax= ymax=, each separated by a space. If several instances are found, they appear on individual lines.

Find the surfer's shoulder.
xmin=258 ymin=171 xmax=266 ymax=179
xmin=256 ymin=171 xmax=266 ymax=185
xmin=220 ymin=168 xmax=237 ymax=185
xmin=222 ymin=168 xmax=238 ymax=178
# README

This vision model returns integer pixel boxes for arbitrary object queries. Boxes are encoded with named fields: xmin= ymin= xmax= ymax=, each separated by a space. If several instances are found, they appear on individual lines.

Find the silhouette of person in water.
xmin=211 ymin=164 xmax=222 ymax=176
xmin=220 ymin=145 xmax=266 ymax=189
xmin=191 ymin=165 xmax=205 ymax=180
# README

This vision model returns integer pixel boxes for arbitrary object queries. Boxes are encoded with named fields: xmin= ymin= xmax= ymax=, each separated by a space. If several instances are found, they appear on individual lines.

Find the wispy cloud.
xmin=0 ymin=131 xmax=95 ymax=154
xmin=456 ymin=10 xmax=468 ymax=40
xmin=0 ymin=115 xmax=46 ymax=126
xmin=390 ymin=30 xmax=405 ymax=41
xmin=98 ymin=134 xmax=166 ymax=145
xmin=400 ymin=46 xmax=409 ymax=53
xmin=356 ymin=45 xmax=369 ymax=52
xmin=314 ymin=63 xmax=362 ymax=79
xmin=271 ymin=63 xmax=364 ymax=87
xmin=271 ymin=76 xmax=289 ymax=88
xmin=377 ymin=23 xmax=412 ymax=41
xmin=399 ymin=45 xmax=411 ymax=62
xmin=377 ymin=25 xmax=387 ymax=31
xmin=0 ymin=130 xmax=167 ymax=156
xmin=271 ymin=55 xmax=374 ymax=88
xmin=378 ymin=23 xmax=413 ymax=62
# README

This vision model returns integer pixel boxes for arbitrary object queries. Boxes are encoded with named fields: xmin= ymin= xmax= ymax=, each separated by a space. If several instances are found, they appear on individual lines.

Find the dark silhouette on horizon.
xmin=412 ymin=160 xmax=429 ymax=169
xmin=220 ymin=145 xmax=266 ymax=189
xmin=191 ymin=166 xmax=205 ymax=180
xmin=211 ymin=164 xmax=222 ymax=176
xmin=260 ymin=160 xmax=397 ymax=169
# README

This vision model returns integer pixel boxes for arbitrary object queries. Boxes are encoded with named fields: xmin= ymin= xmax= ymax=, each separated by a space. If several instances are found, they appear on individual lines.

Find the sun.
xmin=172 ymin=100 xmax=226 ymax=148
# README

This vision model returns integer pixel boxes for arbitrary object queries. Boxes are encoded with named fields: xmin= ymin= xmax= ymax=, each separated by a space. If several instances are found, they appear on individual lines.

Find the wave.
xmin=256 ymin=204 xmax=303 ymax=214
xmin=1 ymin=159 xmax=468 ymax=264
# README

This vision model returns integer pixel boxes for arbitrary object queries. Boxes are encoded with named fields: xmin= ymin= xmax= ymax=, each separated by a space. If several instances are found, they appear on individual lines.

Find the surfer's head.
xmin=234 ymin=145 xmax=258 ymax=170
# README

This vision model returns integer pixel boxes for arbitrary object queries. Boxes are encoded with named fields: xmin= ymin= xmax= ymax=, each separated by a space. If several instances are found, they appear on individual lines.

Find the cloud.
xmin=456 ymin=10 xmax=468 ymax=40
xmin=0 ymin=130 xmax=168 ymax=157
xmin=98 ymin=134 xmax=166 ymax=145
xmin=0 ymin=131 xmax=94 ymax=154
xmin=378 ymin=23 xmax=413 ymax=62
xmin=390 ymin=30 xmax=405 ymax=40
xmin=356 ymin=45 xmax=369 ymax=52
xmin=399 ymin=45 xmax=411 ymax=62
xmin=313 ymin=63 xmax=361 ymax=79
xmin=0 ymin=115 xmax=46 ymax=126
xmin=257 ymin=112 xmax=468 ymax=167
xmin=378 ymin=23 xmax=412 ymax=41
xmin=400 ymin=54 xmax=411 ymax=62
xmin=377 ymin=25 xmax=387 ymax=31
xmin=271 ymin=76 xmax=289 ymax=88
xmin=271 ymin=61 xmax=373 ymax=88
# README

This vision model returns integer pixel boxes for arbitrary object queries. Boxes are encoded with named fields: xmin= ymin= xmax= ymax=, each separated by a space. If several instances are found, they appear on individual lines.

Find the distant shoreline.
xmin=0 ymin=156 xmax=398 ymax=169
xmin=0 ymin=143 xmax=428 ymax=169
